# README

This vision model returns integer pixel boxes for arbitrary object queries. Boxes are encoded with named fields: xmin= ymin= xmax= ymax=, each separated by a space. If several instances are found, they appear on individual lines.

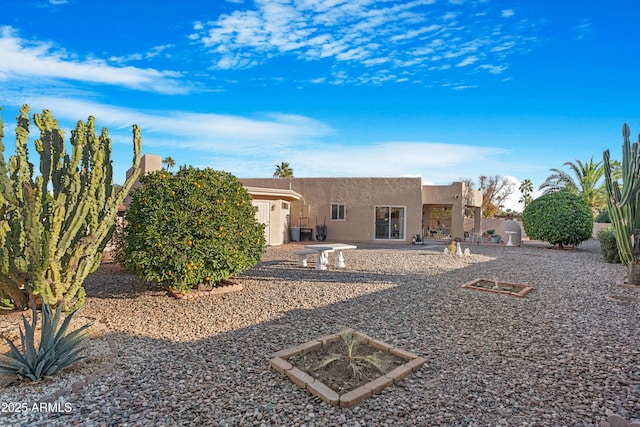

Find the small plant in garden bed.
xmin=0 ymin=303 xmax=93 ymax=381
xmin=273 ymin=329 xmax=427 ymax=407
xmin=123 ymin=166 xmax=265 ymax=293
xmin=315 ymin=330 xmax=387 ymax=379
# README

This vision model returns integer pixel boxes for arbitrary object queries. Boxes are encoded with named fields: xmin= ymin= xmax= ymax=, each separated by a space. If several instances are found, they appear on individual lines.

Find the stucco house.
xmin=239 ymin=177 xmax=482 ymax=245
xmin=125 ymin=155 xmax=483 ymax=246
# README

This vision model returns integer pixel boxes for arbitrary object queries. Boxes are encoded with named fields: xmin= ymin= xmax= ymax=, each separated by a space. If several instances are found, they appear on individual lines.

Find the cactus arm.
xmin=0 ymin=107 xmax=17 ymax=206
xmin=603 ymin=124 xmax=640 ymax=268
xmin=0 ymin=106 xmax=141 ymax=309
xmin=94 ymin=124 xmax=141 ymax=247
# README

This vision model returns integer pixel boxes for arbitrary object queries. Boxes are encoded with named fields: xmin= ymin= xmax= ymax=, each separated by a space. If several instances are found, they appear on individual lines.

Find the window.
xmin=375 ymin=206 xmax=405 ymax=240
xmin=331 ymin=203 xmax=346 ymax=221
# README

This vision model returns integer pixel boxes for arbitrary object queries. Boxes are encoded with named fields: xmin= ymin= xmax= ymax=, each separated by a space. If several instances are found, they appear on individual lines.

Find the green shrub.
xmin=124 ymin=166 xmax=265 ymax=292
xmin=0 ymin=303 xmax=93 ymax=381
xmin=595 ymin=208 xmax=611 ymax=223
xmin=598 ymin=228 xmax=621 ymax=263
xmin=522 ymin=190 xmax=593 ymax=248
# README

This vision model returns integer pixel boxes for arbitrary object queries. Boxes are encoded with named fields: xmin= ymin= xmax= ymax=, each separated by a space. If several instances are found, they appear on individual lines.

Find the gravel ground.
xmin=1 ymin=239 xmax=639 ymax=427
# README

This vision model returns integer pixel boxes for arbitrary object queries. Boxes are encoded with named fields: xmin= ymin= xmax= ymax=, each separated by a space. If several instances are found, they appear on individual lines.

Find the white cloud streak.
xmin=0 ymin=26 xmax=191 ymax=94
xmin=0 ymin=97 xmax=511 ymax=186
xmin=3 ymin=96 xmax=333 ymax=156
xmin=192 ymin=0 xmax=540 ymax=84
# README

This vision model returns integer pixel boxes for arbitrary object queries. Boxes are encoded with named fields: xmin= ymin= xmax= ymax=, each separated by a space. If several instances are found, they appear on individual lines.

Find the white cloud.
xmin=4 ymin=97 xmax=333 ymax=155
xmin=0 ymin=97 xmax=518 ymax=188
xmin=501 ymin=9 xmax=515 ymax=18
xmin=192 ymin=0 xmax=540 ymax=85
xmin=257 ymin=141 xmax=508 ymax=183
xmin=452 ymin=84 xmax=478 ymax=90
xmin=573 ymin=19 xmax=591 ymax=40
xmin=456 ymin=56 xmax=479 ymax=67
xmin=478 ymin=64 xmax=506 ymax=74
xmin=0 ymin=26 xmax=191 ymax=94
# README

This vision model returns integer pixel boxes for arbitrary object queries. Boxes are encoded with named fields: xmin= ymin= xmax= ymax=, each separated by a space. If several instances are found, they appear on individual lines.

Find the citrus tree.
xmin=123 ymin=166 xmax=265 ymax=292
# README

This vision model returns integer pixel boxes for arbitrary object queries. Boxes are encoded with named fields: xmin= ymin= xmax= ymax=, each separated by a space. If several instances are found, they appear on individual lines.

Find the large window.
xmin=331 ymin=203 xmax=346 ymax=221
xmin=375 ymin=206 xmax=405 ymax=240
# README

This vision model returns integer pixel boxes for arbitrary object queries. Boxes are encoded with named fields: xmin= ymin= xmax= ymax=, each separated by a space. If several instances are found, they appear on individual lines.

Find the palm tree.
xmin=539 ymin=157 xmax=605 ymax=214
xmin=518 ymin=178 xmax=534 ymax=208
xmin=162 ymin=156 xmax=176 ymax=172
xmin=273 ymin=162 xmax=293 ymax=178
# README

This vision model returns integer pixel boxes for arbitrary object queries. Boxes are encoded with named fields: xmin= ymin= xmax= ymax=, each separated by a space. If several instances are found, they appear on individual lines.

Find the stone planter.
xmin=270 ymin=329 xmax=427 ymax=407
xmin=462 ymin=278 xmax=534 ymax=298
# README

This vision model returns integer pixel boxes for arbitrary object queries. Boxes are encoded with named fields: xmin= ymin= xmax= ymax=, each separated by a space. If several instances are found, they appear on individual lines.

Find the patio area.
xmin=1 ymin=240 xmax=639 ymax=426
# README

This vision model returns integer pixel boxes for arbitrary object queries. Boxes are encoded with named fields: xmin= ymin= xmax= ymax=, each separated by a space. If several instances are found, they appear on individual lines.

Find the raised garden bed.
xmin=270 ymin=329 xmax=427 ymax=407
xmin=462 ymin=278 xmax=534 ymax=298
xmin=167 ymin=279 xmax=242 ymax=299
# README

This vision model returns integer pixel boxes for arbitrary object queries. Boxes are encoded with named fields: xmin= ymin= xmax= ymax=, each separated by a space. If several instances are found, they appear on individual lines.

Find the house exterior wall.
xmin=124 ymin=154 xmax=163 ymax=207
xmin=422 ymin=182 xmax=483 ymax=240
xmin=239 ymin=177 xmax=424 ymax=244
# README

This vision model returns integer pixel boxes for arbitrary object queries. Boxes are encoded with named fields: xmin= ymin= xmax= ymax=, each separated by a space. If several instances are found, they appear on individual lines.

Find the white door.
xmin=252 ymin=201 xmax=271 ymax=245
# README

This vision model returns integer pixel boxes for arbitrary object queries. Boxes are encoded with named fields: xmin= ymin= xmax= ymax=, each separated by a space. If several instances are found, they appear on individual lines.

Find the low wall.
xmin=593 ymin=222 xmax=611 ymax=239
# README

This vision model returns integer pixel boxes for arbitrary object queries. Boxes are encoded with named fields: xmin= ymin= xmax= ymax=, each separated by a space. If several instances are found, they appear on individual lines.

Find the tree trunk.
xmin=625 ymin=262 xmax=640 ymax=285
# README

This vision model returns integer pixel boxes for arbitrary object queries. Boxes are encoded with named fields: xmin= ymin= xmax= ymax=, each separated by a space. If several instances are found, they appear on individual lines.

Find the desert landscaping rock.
xmin=0 ymin=240 xmax=639 ymax=426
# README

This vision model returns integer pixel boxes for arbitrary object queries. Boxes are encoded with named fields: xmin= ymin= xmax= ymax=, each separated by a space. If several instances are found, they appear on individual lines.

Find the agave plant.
xmin=0 ymin=303 xmax=94 ymax=381
xmin=315 ymin=330 xmax=385 ymax=379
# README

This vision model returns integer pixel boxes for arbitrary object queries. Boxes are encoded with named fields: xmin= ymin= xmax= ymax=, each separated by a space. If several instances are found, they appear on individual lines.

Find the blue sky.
xmin=1 ymin=0 xmax=639 ymax=211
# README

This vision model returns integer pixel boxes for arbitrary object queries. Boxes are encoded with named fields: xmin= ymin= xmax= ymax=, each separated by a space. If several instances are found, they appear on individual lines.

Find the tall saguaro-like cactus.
xmin=603 ymin=123 xmax=640 ymax=285
xmin=0 ymin=105 xmax=141 ymax=310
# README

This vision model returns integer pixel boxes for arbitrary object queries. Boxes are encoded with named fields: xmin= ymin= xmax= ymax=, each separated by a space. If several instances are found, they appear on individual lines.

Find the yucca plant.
xmin=316 ymin=330 xmax=385 ymax=379
xmin=0 ymin=303 xmax=94 ymax=381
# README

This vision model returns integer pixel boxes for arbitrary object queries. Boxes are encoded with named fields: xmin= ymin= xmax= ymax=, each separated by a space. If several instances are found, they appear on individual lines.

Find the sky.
xmin=1 ymin=0 xmax=640 ymax=212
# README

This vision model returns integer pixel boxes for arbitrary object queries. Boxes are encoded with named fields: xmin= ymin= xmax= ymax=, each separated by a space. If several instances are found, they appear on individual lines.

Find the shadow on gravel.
xmin=22 ymin=240 xmax=638 ymax=427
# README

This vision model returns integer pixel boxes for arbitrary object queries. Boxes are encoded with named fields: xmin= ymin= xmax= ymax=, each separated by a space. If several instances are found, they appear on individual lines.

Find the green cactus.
xmin=0 ymin=105 xmax=141 ymax=310
xmin=603 ymin=123 xmax=640 ymax=284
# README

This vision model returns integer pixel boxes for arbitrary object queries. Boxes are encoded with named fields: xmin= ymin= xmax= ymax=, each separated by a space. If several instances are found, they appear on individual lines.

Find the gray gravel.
xmin=1 ymin=239 xmax=639 ymax=426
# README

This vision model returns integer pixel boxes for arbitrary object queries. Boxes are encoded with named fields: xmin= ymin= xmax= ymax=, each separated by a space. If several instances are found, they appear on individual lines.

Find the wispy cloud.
xmin=3 ymin=96 xmax=333 ymax=155
xmin=191 ymin=0 xmax=541 ymax=86
xmin=573 ymin=19 xmax=592 ymax=40
xmin=456 ymin=56 xmax=479 ymax=67
xmin=501 ymin=9 xmax=515 ymax=18
xmin=0 ymin=26 xmax=192 ymax=94
xmin=0 ymin=96 xmax=512 ymax=185
xmin=252 ymin=141 xmax=508 ymax=182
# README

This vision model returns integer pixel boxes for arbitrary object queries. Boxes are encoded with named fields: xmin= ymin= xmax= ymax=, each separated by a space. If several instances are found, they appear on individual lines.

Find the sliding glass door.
xmin=375 ymin=206 xmax=405 ymax=240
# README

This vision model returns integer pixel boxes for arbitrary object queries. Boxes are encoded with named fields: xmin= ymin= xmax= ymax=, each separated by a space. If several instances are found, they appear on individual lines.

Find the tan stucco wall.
xmin=593 ymin=222 xmax=611 ymax=239
xmin=240 ymin=177 xmax=424 ymax=243
xmin=124 ymin=154 xmax=163 ymax=206
xmin=422 ymin=182 xmax=483 ymax=240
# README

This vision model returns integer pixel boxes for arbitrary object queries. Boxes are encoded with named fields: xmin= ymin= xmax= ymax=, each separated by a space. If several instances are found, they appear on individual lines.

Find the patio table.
xmin=303 ymin=243 xmax=358 ymax=270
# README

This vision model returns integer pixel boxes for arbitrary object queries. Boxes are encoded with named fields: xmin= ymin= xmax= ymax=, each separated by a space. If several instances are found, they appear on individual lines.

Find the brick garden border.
xmin=167 ymin=279 xmax=243 ymax=299
xmin=270 ymin=328 xmax=427 ymax=407
xmin=462 ymin=278 xmax=534 ymax=298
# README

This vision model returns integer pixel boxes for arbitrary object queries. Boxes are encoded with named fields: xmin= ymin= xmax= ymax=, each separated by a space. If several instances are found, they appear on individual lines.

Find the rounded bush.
xmin=522 ymin=190 xmax=593 ymax=248
xmin=598 ymin=227 xmax=621 ymax=263
xmin=124 ymin=167 xmax=265 ymax=291
xmin=594 ymin=208 xmax=610 ymax=223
